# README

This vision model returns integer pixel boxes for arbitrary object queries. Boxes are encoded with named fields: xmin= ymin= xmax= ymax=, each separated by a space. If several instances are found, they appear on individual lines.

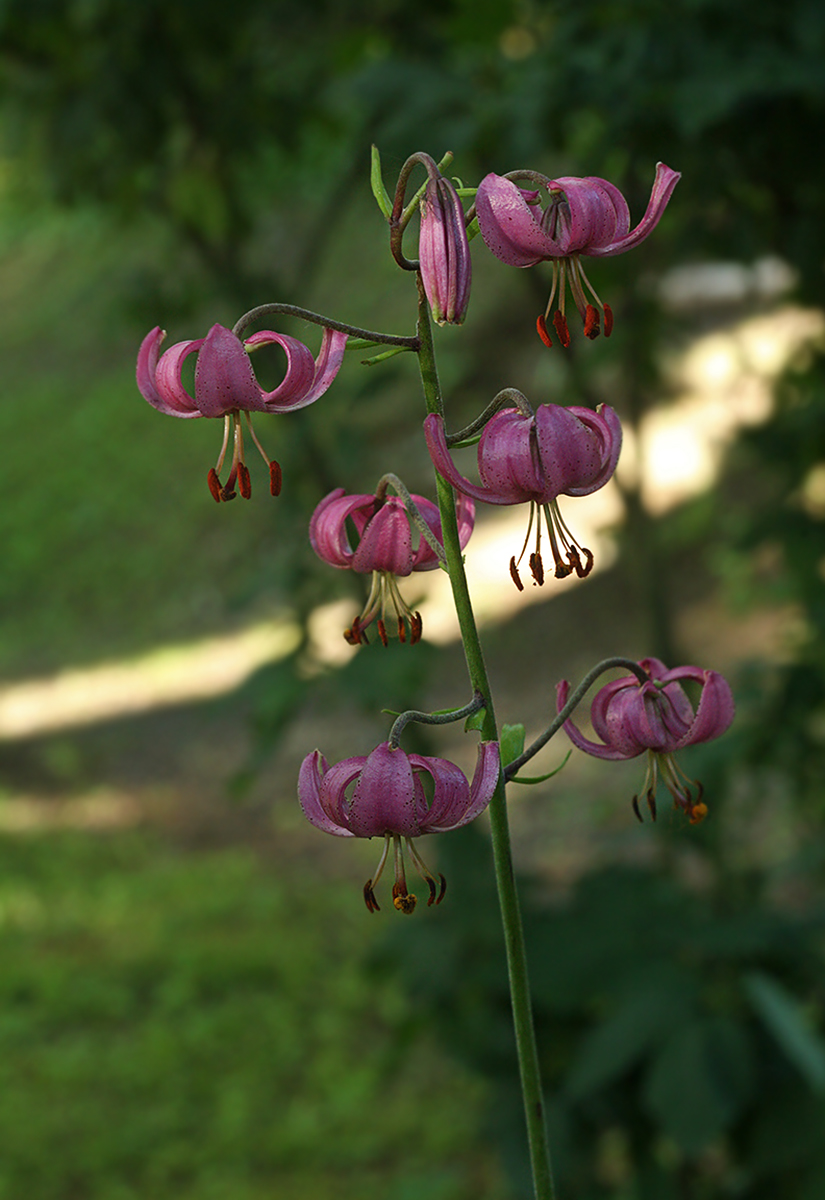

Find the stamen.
xmin=344 ymin=616 xmax=366 ymax=645
xmin=509 ymin=556 xmax=525 ymax=591
xmin=536 ymin=314 xmax=553 ymax=348
xmin=391 ymin=835 xmax=416 ymax=914
xmin=406 ymin=839 xmax=447 ymax=908
xmin=583 ymin=304 xmax=601 ymax=339
xmin=206 ymin=468 xmax=222 ymax=504
xmin=529 ymin=552 xmax=545 ymax=586
xmin=632 ymin=795 xmax=644 ymax=823
xmin=269 ymin=460 xmax=283 ymax=496
xmin=688 ymin=801 xmax=709 ymax=825
xmin=646 ymin=789 xmax=658 ymax=821
xmin=377 ymin=618 xmax=389 ymax=647
xmin=552 ymin=310 xmax=571 ymax=349
xmin=397 ymin=617 xmax=406 ymax=643
xmin=237 ymin=462 xmax=252 ymax=499
xmin=363 ymin=881 xmax=380 ymax=913
xmin=603 ymin=305 xmax=614 ymax=337
xmin=410 ymin=612 xmax=423 ymax=644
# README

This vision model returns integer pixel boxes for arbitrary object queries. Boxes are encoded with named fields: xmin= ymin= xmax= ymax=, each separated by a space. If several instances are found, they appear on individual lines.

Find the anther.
xmin=237 ymin=462 xmax=252 ymax=499
xmin=363 ymin=881 xmax=380 ymax=913
xmin=536 ymin=314 xmax=553 ymax=348
xmin=220 ymin=485 xmax=237 ymax=502
xmin=603 ymin=305 xmax=614 ymax=337
xmin=392 ymin=890 xmax=417 ymax=915
xmin=269 ymin=460 xmax=282 ymax=497
xmin=632 ymin=795 xmax=644 ymax=823
xmin=206 ymin=468 xmax=222 ymax=504
xmin=397 ymin=617 xmax=406 ymax=643
xmin=529 ymin=552 xmax=545 ymax=586
xmin=646 ymin=789 xmax=658 ymax=821
xmin=377 ymin=618 xmax=389 ymax=647
xmin=568 ymin=546 xmax=594 ymax=578
xmin=436 ymin=874 xmax=447 ymax=905
xmin=583 ymin=304 xmax=601 ymax=339
xmin=344 ymin=617 xmax=365 ymax=646
xmin=554 ymin=559 xmax=573 ymax=579
xmin=552 ymin=311 xmax=571 ymax=349
xmin=688 ymin=801 xmax=709 ymax=825
xmin=509 ymin=556 xmax=525 ymax=592
xmin=410 ymin=612 xmax=423 ymax=644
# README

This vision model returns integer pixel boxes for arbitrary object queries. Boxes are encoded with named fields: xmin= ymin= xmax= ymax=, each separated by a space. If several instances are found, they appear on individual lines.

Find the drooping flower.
xmin=556 ymin=657 xmax=735 ymax=823
xmin=299 ymin=740 xmax=501 ymax=912
xmin=424 ymin=401 xmax=621 ymax=588
xmin=310 ymin=486 xmax=475 ymax=644
xmin=419 ymin=173 xmax=472 ymax=325
xmin=137 ymin=321 xmax=347 ymax=502
xmin=475 ymin=162 xmax=680 ymax=346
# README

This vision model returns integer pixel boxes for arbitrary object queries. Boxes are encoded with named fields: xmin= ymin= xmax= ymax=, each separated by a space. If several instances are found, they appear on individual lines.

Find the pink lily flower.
xmin=310 ymin=486 xmax=475 ymax=645
xmin=424 ymin=402 xmax=621 ymax=589
xmin=557 ymin=657 xmax=735 ymax=823
xmin=419 ymin=173 xmax=472 ymax=325
xmin=299 ymin=740 xmax=501 ymax=912
xmin=137 ymin=321 xmax=347 ymax=502
xmin=475 ymin=162 xmax=680 ymax=346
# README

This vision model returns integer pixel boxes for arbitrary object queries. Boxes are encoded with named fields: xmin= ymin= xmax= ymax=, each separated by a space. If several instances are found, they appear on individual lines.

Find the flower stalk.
xmin=414 ymin=273 xmax=557 ymax=1200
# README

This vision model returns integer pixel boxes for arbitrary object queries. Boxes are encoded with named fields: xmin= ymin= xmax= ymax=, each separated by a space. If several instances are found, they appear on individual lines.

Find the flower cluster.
xmin=135 ymin=148 xmax=734 ymax=919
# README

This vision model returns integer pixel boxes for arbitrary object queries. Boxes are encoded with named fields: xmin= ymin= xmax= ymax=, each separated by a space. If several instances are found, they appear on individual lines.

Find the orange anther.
xmin=206 ymin=468 xmax=222 ymax=504
xmin=603 ymin=304 xmax=614 ymax=337
xmin=552 ymin=311 xmax=571 ymax=348
xmin=583 ymin=304 xmax=601 ymax=339
xmin=536 ymin=314 xmax=553 ymax=348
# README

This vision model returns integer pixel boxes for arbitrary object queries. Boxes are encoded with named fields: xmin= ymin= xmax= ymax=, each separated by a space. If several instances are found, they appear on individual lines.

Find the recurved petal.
xmin=552 ymin=404 xmax=622 ymax=497
xmin=346 ymin=743 xmax=422 ymax=838
xmin=306 ymin=327 xmax=348 ymax=404
xmin=476 ymin=173 xmax=562 ymax=267
xmin=424 ymin=413 xmax=511 ymax=504
xmin=559 ymin=679 xmax=637 ymax=760
xmin=309 ymin=489 xmax=376 ymax=569
xmin=298 ymin=751 xmax=355 ymax=837
xmin=410 ymin=755 xmax=471 ymax=830
xmin=476 ymin=408 xmax=545 ymax=500
xmin=351 ymin=499 xmax=414 ymax=576
xmin=194 ymin=324 xmax=267 ymax=417
xmin=243 ymin=330 xmax=317 ymax=409
xmin=533 ymin=405 xmax=610 ymax=497
xmin=139 ymin=329 xmax=204 ymax=418
xmin=546 ymin=177 xmax=629 ymax=254
xmin=589 ymin=162 xmax=681 ymax=258
xmin=676 ymin=669 xmax=735 ymax=747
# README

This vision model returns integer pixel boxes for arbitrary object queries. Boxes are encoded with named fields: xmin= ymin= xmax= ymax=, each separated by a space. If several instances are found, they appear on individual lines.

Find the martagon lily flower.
xmin=557 ymin=657 xmax=735 ymax=824
xmin=424 ymin=401 xmax=621 ymax=589
xmin=299 ymin=740 xmax=501 ymax=913
xmin=475 ymin=162 xmax=680 ymax=346
xmin=137 ymin=321 xmax=347 ymax=502
xmin=310 ymin=486 xmax=475 ymax=645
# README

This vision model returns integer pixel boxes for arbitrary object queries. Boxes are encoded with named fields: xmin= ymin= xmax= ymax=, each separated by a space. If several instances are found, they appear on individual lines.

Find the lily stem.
xmin=414 ymin=274 xmax=556 ymax=1200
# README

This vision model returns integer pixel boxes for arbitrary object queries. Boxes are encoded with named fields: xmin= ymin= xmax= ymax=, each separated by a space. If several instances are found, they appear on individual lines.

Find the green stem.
xmin=415 ymin=275 xmax=556 ymax=1200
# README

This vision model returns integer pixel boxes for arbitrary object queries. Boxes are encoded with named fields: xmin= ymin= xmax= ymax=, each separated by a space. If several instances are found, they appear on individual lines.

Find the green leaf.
xmin=464 ymin=707 xmax=487 ymax=733
xmin=566 ymin=965 xmax=698 ymax=1101
xmin=370 ymin=145 xmax=392 ymax=218
xmin=499 ymin=723 xmax=525 ymax=767
xmin=642 ymin=1016 xmax=755 ymax=1155
xmin=510 ymin=751 xmax=571 ymax=786
xmin=744 ymin=971 xmax=825 ymax=1092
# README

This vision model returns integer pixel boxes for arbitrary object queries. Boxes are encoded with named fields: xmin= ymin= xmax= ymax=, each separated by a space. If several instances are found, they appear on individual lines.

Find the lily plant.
xmin=135 ymin=146 xmax=732 ymax=1200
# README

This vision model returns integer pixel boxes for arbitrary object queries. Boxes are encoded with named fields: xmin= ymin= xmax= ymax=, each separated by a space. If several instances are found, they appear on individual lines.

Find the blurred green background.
xmin=1 ymin=1 xmax=825 ymax=1197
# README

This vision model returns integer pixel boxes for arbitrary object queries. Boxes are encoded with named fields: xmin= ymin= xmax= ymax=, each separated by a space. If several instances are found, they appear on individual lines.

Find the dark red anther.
xmin=536 ymin=314 xmax=553 ymax=348
xmin=363 ymin=881 xmax=380 ymax=913
xmin=377 ymin=618 xmax=389 ymax=647
xmin=269 ymin=459 xmax=282 ymax=497
xmin=583 ymin=304 xmax=601 ymax=339
xmin=552 ymin=310 xmax=571 ymax=349
xmin=603 ymin=304 xmax=614 ymax=337
xmin=646 ymin=789 xmax=658 ymax=822
xmin=509 ymin=556 xmax=525 ymax=592
xmin=632 ymin=795 xmax=644 ymax=823
xmin=436 ymin=873 xmax=447 ymax=905
xmin=410 ymin=612 xmax=423 ymax=644
xmin=424 ymin=876 xmax=438 ymax=906
xmin=397 ymin=617 xmax=406 ymax=644
xmin=206 ymin=468 xmax=222 ymax=504
xmin=578 ymin=547 xmax=594 ymax=578
xmin=554 ymin=559 xmax=573 ymax=579
xmin=344 ymin=617 xmax=364 ymax=646
xmin=529 ymin=551 xmax=545 ymax=586
xmin=220 ymin=486 xmax=237 ymax=502
xmin=237 ymin=462 xmax=252 ymax=499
